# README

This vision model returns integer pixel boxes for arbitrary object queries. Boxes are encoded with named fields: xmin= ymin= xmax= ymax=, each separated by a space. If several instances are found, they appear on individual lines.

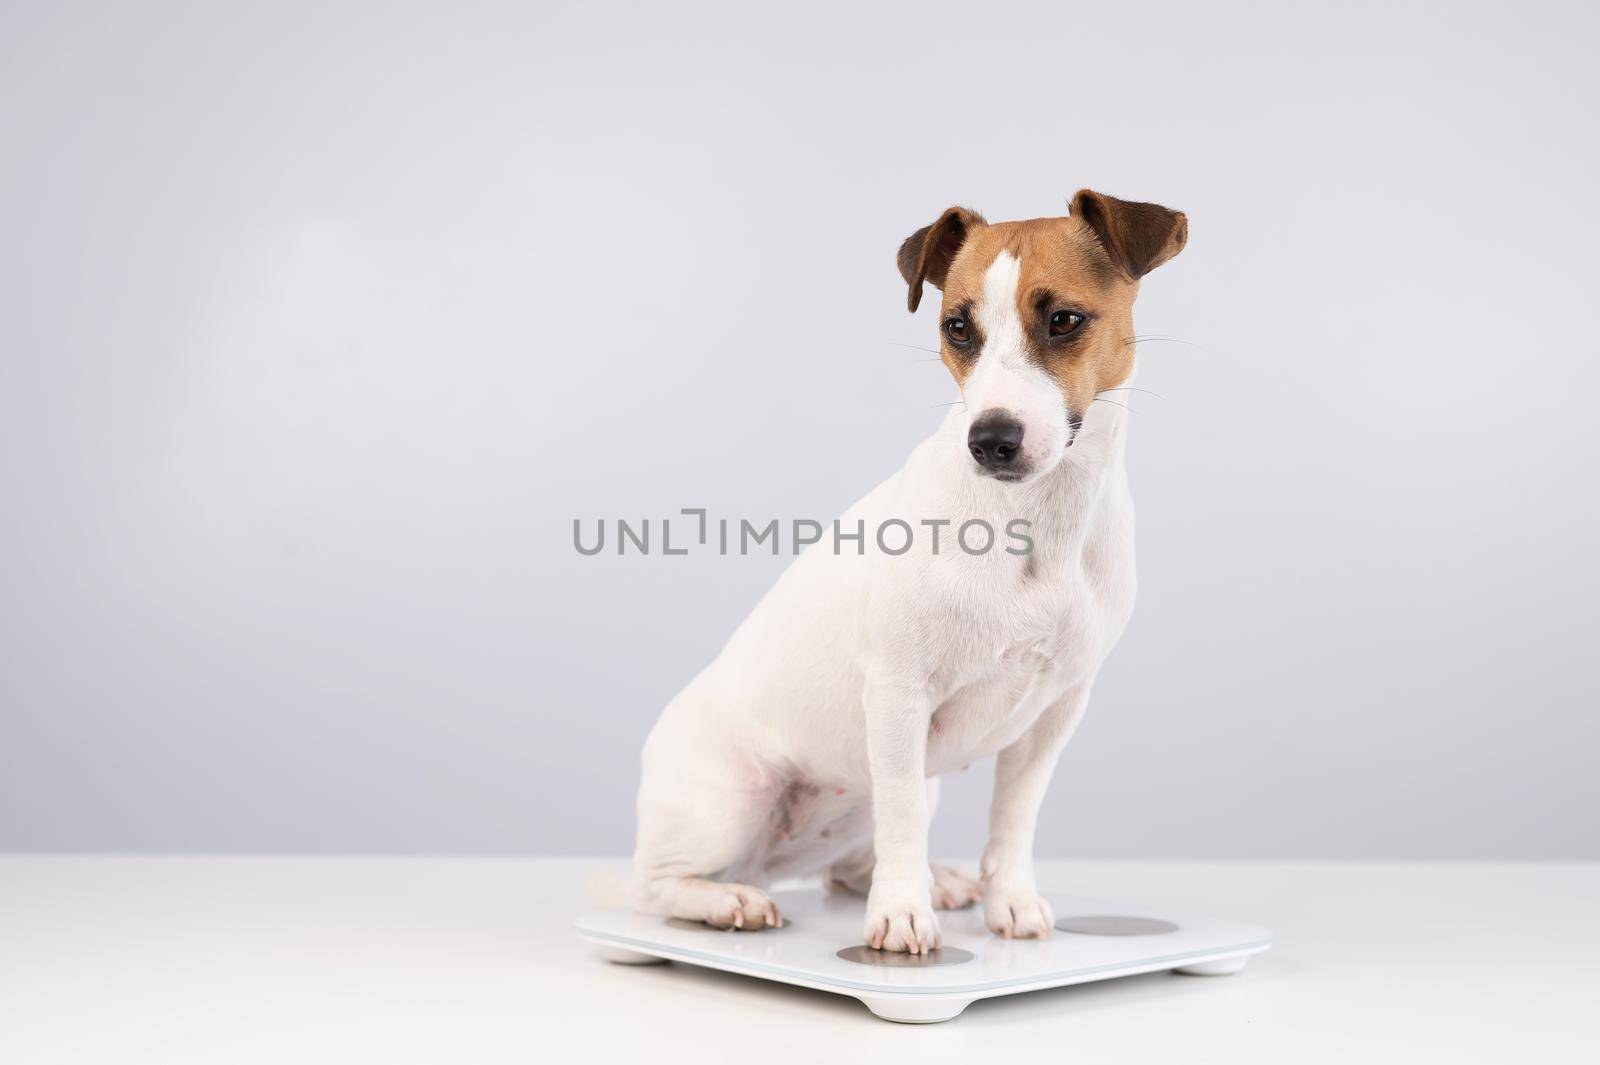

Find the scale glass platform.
xmin=576 ymin=886 xmax=1271 ymax=1022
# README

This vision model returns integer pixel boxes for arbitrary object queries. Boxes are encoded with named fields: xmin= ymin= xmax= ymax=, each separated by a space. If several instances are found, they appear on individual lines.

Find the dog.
xmin=629 ymin=190 xmax=1187 ymax=952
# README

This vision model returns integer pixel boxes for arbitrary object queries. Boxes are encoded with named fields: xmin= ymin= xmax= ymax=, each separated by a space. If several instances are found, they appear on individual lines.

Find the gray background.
xmin=3 ymin=0 xmax=1596 ymax=859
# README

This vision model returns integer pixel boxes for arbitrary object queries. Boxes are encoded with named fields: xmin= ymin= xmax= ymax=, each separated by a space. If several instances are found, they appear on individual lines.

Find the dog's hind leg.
xmin=628 ymin=708 xmax=784 ymax=930
xmin=634 ymin=873 xmax=781 ymax=930
xmin=929 ymin=863 xmax=983 ymax=909
xmin=827 ymin=842 xmax=876 ymax=897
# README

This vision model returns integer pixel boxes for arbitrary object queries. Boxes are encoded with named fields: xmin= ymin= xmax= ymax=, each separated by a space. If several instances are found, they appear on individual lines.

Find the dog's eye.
xmin=1049 ymin=310 xmax=1084 ymax=337
xmin=943 ymin=317 xmax=971 ymax=345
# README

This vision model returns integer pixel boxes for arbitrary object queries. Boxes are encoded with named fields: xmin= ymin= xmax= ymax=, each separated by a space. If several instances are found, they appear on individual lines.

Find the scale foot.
xmin=1175 ymin=956 xmax=1249 ymax=976
xmin=859 ymin=995 xmax=972 ymax=1023
xmin=594 ymin=946 xmax=668 ymax=965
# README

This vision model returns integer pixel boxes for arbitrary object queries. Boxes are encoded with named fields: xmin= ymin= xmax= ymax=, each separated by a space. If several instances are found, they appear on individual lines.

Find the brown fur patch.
xmin=897 ymin=206 xmax=986 ymax=313
xmin=897 ymin=191 xmax=1187 ymax=409
xmin=1069 ymin=189 xmax=1188 ymax=280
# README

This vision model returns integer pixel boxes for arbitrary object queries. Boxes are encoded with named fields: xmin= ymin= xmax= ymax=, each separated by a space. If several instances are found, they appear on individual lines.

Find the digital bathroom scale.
xmin=576 ymin=887 xmax=1271 ymax=1022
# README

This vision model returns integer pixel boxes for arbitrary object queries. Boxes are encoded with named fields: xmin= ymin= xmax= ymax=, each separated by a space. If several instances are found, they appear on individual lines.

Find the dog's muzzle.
xmin=968 ymin=412 xmax=1027 ymax=479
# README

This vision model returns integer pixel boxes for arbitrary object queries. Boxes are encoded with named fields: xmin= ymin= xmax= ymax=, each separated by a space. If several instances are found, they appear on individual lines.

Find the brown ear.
xmin=1069 ymin=190 xmax=1187 ymax=280
xmin=897 ymin=206 xmax=985 ymax=312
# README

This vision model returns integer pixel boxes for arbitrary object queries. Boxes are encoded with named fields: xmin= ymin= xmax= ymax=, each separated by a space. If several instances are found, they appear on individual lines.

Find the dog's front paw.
xmin=863 ymin=881 xmax=942 ymax=953
xmin=984 ymin=883 xmax=1055 ymax=940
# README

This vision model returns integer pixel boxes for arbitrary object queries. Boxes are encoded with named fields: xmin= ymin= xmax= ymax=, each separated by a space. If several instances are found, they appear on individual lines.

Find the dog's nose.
xmin=968 ymin=414 xmax=1025 ymax=469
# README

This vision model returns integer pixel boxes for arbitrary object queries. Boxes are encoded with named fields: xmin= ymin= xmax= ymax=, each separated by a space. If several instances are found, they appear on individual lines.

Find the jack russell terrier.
xmin=630 ymin=190 xmax=1188 ymax=953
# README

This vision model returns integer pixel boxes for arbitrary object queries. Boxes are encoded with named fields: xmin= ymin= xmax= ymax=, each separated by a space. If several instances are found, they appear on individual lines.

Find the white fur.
xmin=630 ymin=253 xmax=1137 ymax=952
xmin=963 ymin=251 xmax=1071 ymax=476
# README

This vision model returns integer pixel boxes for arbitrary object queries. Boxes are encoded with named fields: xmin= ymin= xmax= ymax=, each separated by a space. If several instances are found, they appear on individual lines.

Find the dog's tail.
xmin=587 ymin=869 xmax=630 ymax=910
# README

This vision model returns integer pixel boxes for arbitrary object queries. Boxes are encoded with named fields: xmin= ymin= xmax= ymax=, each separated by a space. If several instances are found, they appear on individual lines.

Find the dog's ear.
xmin=897 ymin=206 xmax=985 ymax=312
xmin=1069 ymin=190 xmax=1187 ymax=280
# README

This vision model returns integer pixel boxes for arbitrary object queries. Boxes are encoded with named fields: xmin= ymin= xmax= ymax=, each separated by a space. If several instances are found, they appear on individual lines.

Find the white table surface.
xmin=1 ymin=856 xmax=1595 ymax=1063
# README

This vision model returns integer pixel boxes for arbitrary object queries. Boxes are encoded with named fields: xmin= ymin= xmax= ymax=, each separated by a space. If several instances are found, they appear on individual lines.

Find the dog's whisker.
xmin=1090 ymin=397 xmax=1140 ymax=414
xmin=1122 ymin=335 xmax=1204 ymax=349
xmin=891 ymin=342 xmax=944 ymax=356
xmin=1096 ymin=386 xmax=1166 ymax=400
xmin=931 ymin=400 xmax=968 ymax=409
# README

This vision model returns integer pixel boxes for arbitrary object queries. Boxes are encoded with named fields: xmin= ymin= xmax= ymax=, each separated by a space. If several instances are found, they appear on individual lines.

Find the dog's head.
xmin=898 ymin=190 xmax=1186 ymax=483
